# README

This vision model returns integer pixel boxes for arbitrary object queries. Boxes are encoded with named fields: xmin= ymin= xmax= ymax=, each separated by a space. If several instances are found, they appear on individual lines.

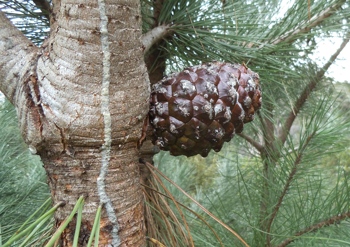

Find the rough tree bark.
xmin=0 ymin=0 xmax=149 ymax=246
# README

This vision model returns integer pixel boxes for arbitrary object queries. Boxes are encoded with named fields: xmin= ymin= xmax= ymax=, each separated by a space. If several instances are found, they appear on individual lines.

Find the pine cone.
xmin=149 ymin=62 xmax=262 ymax=157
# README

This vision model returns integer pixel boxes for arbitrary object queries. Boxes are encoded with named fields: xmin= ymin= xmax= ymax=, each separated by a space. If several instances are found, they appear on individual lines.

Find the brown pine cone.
xmin=149 ymin=62 xmax=262 ymax=157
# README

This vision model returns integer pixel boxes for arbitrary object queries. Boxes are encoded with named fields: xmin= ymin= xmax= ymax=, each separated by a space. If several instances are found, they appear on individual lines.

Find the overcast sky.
xmin=315 ymin=37 xmax=350 ymax=83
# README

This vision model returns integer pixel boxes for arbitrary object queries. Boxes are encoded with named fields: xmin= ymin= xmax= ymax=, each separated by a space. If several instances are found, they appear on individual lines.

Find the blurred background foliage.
xmin=0 ymin=100 xmax=51 ymax=244
xmin=1 ymin=0 xmax=350 ymax=246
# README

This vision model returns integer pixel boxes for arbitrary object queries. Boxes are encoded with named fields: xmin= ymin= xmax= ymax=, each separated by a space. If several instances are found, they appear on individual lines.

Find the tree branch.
xmin=270 ymin=0 xmax=346 ymax=46
xmin=277 ymin=211 xmax=350 ymax=247
xmin=142 ymin=24 xmax=172 ymax=54
xmin=237 ymin=133 xmax=264 ymax=153
xmin=266 ymin=130 xmax=316 ymax=246
xmin=0 ymin=11 xmax=38 ymax=105
xmin=278 ymin=34 xmax=350 ymax=146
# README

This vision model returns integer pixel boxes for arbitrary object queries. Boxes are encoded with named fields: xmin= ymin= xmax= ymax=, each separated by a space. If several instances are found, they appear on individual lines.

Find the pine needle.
xmin=145 ymin=161 xmax=250 ymax=247
xmin=44 ymin=197 xmax=84 ymax=247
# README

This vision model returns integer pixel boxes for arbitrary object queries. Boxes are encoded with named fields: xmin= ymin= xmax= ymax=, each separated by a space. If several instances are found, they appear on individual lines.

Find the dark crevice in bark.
xmin=53 ymin=123 xmax=70 ymax=155
xmin=22 ymin=58 xmax=46 ymax=147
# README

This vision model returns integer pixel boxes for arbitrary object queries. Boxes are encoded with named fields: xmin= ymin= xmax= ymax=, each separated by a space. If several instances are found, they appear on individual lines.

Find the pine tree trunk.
xmin=0 ymin=0 xmax=149 ymax=246
xmin=42 ymin=146 xmax=145 ymax=246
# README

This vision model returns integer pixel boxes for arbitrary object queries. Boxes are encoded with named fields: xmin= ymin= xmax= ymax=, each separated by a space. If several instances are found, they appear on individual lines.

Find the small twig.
xmin=277 ymin=211 xmax=350 ymax=247
xmin=278 ymin=34 xmax=350 ymax=146
xmin=237 ymin=133 xmax=264 ymax=153
xmin=142 ymin=24 xmax=172 ymax=54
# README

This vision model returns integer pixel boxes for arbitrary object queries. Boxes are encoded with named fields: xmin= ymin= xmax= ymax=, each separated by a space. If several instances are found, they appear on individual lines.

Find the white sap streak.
xmin=97 ymin=0 xmax=120 ymax=246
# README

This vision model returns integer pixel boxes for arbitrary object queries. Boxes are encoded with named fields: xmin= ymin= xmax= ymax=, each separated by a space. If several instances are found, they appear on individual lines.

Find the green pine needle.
xmin=2 ymin=201 xmax=60 ymax=247
xmin=72 ymin=197 xmax=84 ymax=247
xmin=87 ymin=205 xmax=102 ymax=247
xmin=44 ymin=196 xmax=84 ymax=247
